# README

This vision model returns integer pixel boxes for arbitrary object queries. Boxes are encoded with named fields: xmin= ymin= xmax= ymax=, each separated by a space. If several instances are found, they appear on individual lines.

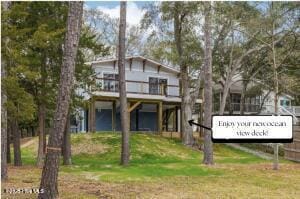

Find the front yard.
xmin=2 ymin=133 xmax=300 ymax=198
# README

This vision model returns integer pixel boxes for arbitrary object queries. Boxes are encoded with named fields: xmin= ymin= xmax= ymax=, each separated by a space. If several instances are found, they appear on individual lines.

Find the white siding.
xmin=263 ymin=91 xmax=293 ymax=109
xmin=92 ymin=59 xmax=180 ymax=97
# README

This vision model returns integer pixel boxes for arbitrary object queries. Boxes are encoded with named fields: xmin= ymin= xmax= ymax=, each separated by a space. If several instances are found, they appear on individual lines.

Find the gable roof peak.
xmin=86 ymin=55 xmax=180 ymax=74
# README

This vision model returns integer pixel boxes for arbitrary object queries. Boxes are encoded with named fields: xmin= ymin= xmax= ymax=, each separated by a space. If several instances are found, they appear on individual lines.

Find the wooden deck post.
xmin=112 ymin=100 xmax=116 ymax=132
xmin=158 ymin=101 xmax=163 ymax=134
xmin=136 ymin=109 xmax=139 ymax=131
xmin=88 ymin=98 xmax=91 ymax=132
xmin=175 ymin=106 xmax=178 ymax=132
xmin=172 ymin=108 xmax=176 ymax=132
xmin=180 ymin=107 xmax=183 ymax=138
xmin=92 ymin=99 xmax=96 ymax=132
xmin=127 ymin=102 xmax=131 ymax=131
xmin=89 ymin=97 xmax=96 ymax=133
xmin=165 ymin=109 xmax=169 ymax=131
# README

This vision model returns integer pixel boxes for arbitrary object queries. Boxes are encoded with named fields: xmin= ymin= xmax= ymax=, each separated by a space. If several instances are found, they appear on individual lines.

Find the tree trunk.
xmin=37 ymin=51 xmax=48 ymax=166
xmin=62 ymin=111 xmax=72 ymax=165
xmin=32 ymin=127 xmax=35 ymax=137
xmin=202 ymin=2 xmax=214 ymax=165
xmin=7 ymin=135 xmax=11 ymax=164
xmin=7 ymin=125 xmax=11 ymax=164
xmin=1 ymin=52 xmax=8 ymax=181
xmin=228 ymin=89 xmax=233 ymax=114
xmin=240 ymin=81 xmax=248 ymax=115
xmin=38 ymin=2 xmax=83 ymax=198
xmin=20 ymin=128 xmax=24 ymax=138
xmin=118 ymin=2 xmax=130 ymax=166
xmin=219 ymin=78 xmax=231 ymax=115
xmin=181 ymin=67 xmax=194 ymax=146
xmin=198 ymin=88 xmax=204 ymax=137
xmin=1 ymin=1 xmax=11 ymax=181
xmin=12 ymin=119 xmax=22 ymax=166
xmin=271 ymin=4 xmax=279 ymax=170
xmin=37 ymin=103 xmax=46 ymax=167
xmin=174 ymin=2 xmax=194 ymax=146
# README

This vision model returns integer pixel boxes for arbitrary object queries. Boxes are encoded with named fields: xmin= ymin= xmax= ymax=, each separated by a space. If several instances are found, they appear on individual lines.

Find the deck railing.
xmin=218 ymin=103 xmax=260 ymax=113
xmin=214 ymin=103 xmax=260 ymax=113
xmin=286 ymin=106 xmax=300 ymax=117
xmin=260 ymin=104 xmax=298 ymax=124
xmin=92 ymin=78 xmax=181 ymax=97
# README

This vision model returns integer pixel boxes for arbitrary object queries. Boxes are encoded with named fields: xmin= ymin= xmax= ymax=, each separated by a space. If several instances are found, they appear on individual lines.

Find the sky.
xmin=84 ymin=1 xmax=150 ymax=25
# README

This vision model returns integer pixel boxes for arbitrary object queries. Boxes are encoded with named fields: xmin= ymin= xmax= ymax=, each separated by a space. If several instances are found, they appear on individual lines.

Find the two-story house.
xmin=75 ymin=56 xmax=201 ymax=133
xmin=213 ymin=75 xmax=300 ymax=123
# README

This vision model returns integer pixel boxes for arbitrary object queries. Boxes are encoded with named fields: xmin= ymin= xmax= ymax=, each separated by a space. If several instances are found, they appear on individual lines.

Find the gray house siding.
xmin=93 ymin=59 xmax=180 ymax=97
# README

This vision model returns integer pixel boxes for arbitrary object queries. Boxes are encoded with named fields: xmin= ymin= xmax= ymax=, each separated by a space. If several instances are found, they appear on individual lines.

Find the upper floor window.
xmin=230 ymin=93 xmax=241 ymax=104
xmin=103 ymin=73 xmax=119 ymax=92
xmin=280 ymin=99 xmax=290 ymax=107
xmin=149 ymin=77 xmax=168 ymax=95
xmin=245 ymin=96 xmax=260 ymax=105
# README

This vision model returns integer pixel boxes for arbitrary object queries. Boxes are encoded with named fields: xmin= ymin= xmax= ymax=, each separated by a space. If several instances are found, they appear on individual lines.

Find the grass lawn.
xmin=2 ymin=133 xmax=300 ymax=198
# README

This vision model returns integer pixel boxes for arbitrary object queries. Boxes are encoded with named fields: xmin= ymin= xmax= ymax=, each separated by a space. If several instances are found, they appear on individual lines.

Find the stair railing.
xmin=261 ymin=104 xmax=298 ymax=124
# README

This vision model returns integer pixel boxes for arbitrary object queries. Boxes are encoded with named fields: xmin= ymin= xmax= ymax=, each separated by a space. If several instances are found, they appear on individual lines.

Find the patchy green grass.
xmin=3 ymin=132 xmax=300 ymax=199
xmin=18 ymin=133 xmax=269 ymax=181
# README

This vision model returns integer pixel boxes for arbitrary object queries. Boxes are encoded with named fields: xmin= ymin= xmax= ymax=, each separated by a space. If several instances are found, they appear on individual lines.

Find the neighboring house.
xmin=74 ymin=56 xmax=201 ymax=133
xmin=213 ymin=75 xmax=300 ymax=123
xmin=213 ymin=77 xmax=260 ymax=114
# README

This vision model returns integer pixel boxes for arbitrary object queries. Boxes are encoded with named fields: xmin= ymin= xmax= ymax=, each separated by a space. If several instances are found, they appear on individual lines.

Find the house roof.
xmin=85 ymin=55 xmax=181 ymax=74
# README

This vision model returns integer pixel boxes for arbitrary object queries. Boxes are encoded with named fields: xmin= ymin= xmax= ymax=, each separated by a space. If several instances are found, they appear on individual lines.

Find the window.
xmin=280 ymin=99 xmax=291 ymax=107
xmin=255 ymin=96 xmax=260 ymax=105
xmin=280 ymin=100 xmax=284 ymax=106
xmin=246 ymin=96 xmax=260 ymax=105
xmin=103 ymin=73 xmax=119 ymax=92
xmin=231 ymin=93 xmax=241 ymax=104
xmin=149 ymin=77 xmax=167 ymax=95
xmin=149 ymin=77 xmax=158 ymax=94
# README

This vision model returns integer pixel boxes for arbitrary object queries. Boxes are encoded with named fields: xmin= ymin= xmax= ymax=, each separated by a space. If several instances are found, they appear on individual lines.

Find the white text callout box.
xmin=212 ymin=115 xmax=293 ymax=143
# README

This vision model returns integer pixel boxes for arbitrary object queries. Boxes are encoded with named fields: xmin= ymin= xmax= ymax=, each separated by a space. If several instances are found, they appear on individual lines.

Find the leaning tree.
xmin=38 ymin=2 xmax=83 ymax=198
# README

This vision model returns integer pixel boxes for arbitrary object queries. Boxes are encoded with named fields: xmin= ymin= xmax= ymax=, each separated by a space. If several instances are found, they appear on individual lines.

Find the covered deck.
xmin=86 ymin=96 xmax=183 ymax=134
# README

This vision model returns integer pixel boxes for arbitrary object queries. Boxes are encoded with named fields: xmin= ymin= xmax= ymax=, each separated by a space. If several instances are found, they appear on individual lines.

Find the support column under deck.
xmin=165 ymin=109 xmax=169 ymax=131
xmin=178 ymin=107 xmax=182 ymax=135
xmin=127 ymin=102 xmax=131 ymax=131
xmin=88 ymin=97 xmax=96 ymax=133
xmin=175 ymin=106 xmax=178 ymax=132
xmin=157 ymin=101 xmax=163 ymax=134
xmin=112 ymin=100 xmax=116 ymax=132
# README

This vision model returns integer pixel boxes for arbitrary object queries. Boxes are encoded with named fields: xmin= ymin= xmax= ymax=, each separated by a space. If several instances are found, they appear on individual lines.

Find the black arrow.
xmin=188 ymin=120 xmax=212 ymax=131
